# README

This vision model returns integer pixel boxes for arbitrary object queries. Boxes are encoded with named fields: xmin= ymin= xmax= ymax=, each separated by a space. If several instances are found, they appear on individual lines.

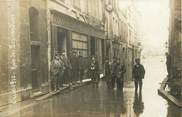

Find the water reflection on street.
xmin=7 ymin=56 xmax=181 ymax=117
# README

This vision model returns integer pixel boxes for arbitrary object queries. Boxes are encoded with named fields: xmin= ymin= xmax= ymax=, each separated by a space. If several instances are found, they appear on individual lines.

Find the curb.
xmin=158 ymin=78 xmax=182 ymax=107
xmin=35 ymin=79 xmax=92 ymax=101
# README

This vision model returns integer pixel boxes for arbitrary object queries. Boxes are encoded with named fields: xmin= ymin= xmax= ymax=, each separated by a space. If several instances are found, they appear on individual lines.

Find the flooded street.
xmin=4 ymin=56 xmax=181 ymax=117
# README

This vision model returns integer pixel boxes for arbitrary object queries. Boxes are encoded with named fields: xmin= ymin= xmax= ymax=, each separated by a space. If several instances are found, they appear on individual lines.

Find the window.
xmin=29 ymin=7 xmax=39 ymax=41
xmin=72 ymin=32 xmax=88 ymax=57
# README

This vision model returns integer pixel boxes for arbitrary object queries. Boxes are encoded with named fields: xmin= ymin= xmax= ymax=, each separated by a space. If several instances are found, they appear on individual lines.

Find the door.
xmin=31 ymin=45 xmax=41 ymax=91
xmin=57 ymin=31 xmax=67 ymax=53
xmin=90 ymin=37 xmax=96 ymax=56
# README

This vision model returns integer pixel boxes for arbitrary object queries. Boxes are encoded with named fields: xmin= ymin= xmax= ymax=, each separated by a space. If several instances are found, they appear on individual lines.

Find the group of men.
xmin=105 ymin=58 xmax=145 ymax=94
xmin=50 ymin=51 xmax=84 ymax=91
xmin=51 ymin=49 xmax=146 ymax=94
xmin=105 ymin=58 xmax=126 ymax=90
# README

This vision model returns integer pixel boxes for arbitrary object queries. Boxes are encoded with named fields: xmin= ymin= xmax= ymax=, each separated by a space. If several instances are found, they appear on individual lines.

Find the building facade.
xmin=0 ymin=0 xmax=49 ymax=106
xmin=168 ymin=0 xmax=181 ymax=79
xmin=47 ymin=0 xmax=105 ymax=73
xmin=0 ymin=0 xmax=142 ymax=106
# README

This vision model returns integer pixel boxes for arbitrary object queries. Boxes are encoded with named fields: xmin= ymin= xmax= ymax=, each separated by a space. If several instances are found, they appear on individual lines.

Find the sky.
xmin=119 ymin=0 xmax=170 ymax=56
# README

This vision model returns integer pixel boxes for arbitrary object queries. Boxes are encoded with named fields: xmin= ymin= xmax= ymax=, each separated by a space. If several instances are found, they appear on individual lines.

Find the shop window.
xmin=72 ymin=32 xmax=88 ymax=57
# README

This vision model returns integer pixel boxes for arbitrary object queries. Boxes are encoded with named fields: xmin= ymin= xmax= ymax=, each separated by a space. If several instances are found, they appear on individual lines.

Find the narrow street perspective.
xmin=1 ymin=56 xmax=181 ymax=117
xmin=0 ymin=0 xmax=181 ymax=117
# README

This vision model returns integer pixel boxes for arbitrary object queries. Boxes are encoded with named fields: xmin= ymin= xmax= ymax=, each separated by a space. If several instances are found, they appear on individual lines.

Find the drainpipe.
xmin=46 ymin=0 xmax=52 ymax=92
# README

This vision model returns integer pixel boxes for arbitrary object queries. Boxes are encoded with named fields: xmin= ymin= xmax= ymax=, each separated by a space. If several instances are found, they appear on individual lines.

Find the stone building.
xmin=47 ymin=0 xmax=105 ymax=73
xmin=0 ymin=0 xmax=48 ymax=106
xmin=168 ymin=0 xmax=181 ymax=79
xmin=0 ymin=0 xmax=142 ymax=106
xmin=105 ymin=0 xmax=142 ymax=80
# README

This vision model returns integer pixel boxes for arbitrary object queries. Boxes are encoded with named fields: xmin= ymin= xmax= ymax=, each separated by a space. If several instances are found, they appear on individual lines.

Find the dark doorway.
xmin=31 ymin=45 xmax=41 ymax=91
xmin=57 ymin=29 xmax=67 ymax=54
xmin=90 ymin=37 xmax=96 ymax=56
xmin=101 ymin=39 xmax=105 ymax=65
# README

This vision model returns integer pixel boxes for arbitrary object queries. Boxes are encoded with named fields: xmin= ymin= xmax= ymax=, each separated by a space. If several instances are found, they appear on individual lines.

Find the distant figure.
xmin=111 ymin=58 xmax=118 ymax=89
xmin=165 ymin=52 xmax=171 ymax=77
xmin=117 ymin=63 xmax=126 ymax=91
xmin=69 ymin=51 xmax=78 ymax=84
xmin=58 ymin=53 xmax=66 ymax=88
xmin=78 ymin=52 xmax=84 ymax=83
xmin=133 ymin=58 xmax=145 ymax=94
xmin=89 ymin=56 xmax=99 ymax=83
xmin=62 ymin=51 xmax=72 ymax=86
xmin=104 ymin=59 xmax=111 ymax=86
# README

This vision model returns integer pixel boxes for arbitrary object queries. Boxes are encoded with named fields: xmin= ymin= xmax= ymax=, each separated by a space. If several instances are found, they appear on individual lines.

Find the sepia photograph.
xmin=0 ymin=0 xmax=181 ymax=117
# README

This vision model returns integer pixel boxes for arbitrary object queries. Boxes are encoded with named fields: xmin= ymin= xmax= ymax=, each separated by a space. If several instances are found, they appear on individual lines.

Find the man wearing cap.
xmin=50 ymin=53 xmax=61 ymax=91
xmin=133 ymin=58 xmax=145 ymax=94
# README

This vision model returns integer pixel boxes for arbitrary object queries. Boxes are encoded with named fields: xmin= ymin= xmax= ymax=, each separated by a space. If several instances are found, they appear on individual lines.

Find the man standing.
xmin=50 ymin=53 xmax=61 ymax=91
xmin=111 ymin=58 xmax=118 ymax=89
xmin=117 ymin=63 xmax=126 ymax=91
xmin=62 ymin=51 xmax=72 ymax=86
xmin=70 ymin=51 xmax=78 ymax=84
xmin=78 ymin=52 xmax=84 ymax=83
xmin=133 ymin=58 xmax=145 ymax=94
xmin=58 ymin=53 xmax=65 ymax=88
xmin=89 ymin=56 xmax=99 ymax=83
xmin=104 ymin=58 xmax=111 ymax=87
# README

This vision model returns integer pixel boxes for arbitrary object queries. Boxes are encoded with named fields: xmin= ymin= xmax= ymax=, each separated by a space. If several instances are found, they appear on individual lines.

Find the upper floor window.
xmin=29 ymin=7 xmax=39 ymax=41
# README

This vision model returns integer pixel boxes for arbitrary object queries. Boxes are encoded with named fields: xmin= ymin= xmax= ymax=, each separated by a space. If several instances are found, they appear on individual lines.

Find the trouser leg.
xmin=111 ymin=76 xmax=116 ymax=89
xmin=79 ymin=70 xmax=84 ymax=82
xmin=139 ymin=79 xmax=143 ymax=93
xmin=116 ymin=78 xmax=120 ymax=89
xmin=96 ymin=72 xmax=99 ymax=83
xmin=72 ymin=70 xmax=77 ymax=83
xmin=55 ymin=74 xmax=59 ymax=90
xmin=90 ymin=70 xmax=94 ymax=81
xmin=51 ymin=76 xmax=55 ymax=91
xmin=135 ymin=80 xmax=138 ymax=93
xmin=63 ymin=70 xmax=66 ymax=85
xmin=52 ymin=75 xmax=57 ymax=91
xmin=59 ymin=72 xmax=63 ymax=87
xmin=120 ymin=80 xmax=124 ymax=91
xmin=68 ymin=69 xmax=72 ymax=84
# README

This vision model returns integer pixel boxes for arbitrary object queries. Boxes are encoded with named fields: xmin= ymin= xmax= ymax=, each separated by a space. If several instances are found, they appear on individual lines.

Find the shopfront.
xmin=50 ymin=10 xmax=105 ymax=73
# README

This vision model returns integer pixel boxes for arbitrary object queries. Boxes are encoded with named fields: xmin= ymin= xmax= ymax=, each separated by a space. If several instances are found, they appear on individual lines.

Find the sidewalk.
xmin=158 ymin=77 xmax=182 ymax=107
xmin=0 ymin=79 xmax=92 ymax=116
xmin=36 ymin=79 xmax=92 ymax=101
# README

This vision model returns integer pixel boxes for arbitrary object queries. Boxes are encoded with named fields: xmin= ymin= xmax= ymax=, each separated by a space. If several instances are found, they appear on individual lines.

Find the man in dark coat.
xmin=69 ymin=51 xmax=79 ymax=84
xmin=78 ymin=52 xmax=84 ymax=83
xmin=105 ymin=59 xmax=111 ymax=87
xmin=111 ymin=58 xmax=118 ymax=89
xmin=116 ymin=63 xmax=126 ymax=90
xmin=62 ymin=51 xmax=72 ymax=86
xmin=133 ymin=58 xmax=145 ymax=94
